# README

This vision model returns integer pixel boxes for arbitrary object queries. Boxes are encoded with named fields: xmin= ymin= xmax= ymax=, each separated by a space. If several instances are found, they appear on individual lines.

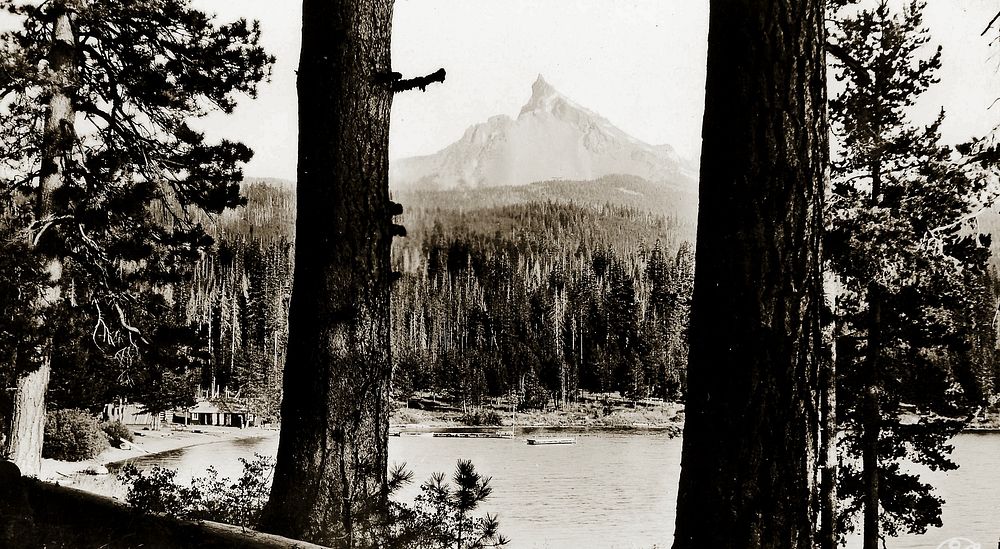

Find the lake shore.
xmin=38 ymin=425 xmax=277 ymax=488
xmin=391 ymin=400 xmax=686 ymax=434
xmin=40 ymin=401 xmax=683 ymax=489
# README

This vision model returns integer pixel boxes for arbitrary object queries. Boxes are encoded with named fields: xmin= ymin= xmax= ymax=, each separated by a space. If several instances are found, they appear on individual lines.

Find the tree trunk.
xmin=4 ymin=1 xmax=75 ymax=477
xmin=862 ymin=142 xmax=885 ymax=549
xmin=819 ymin=268 xmax=839 ymax=549
xmin=671 ymin=1 xmax=828 ymax=548
xmin=862 ymin=289 xmax=881 ymax=549
xmin=258 ymin=0 xmax=394 ymax=546
xmin=6 ymin=361 xmax=50 ymax=477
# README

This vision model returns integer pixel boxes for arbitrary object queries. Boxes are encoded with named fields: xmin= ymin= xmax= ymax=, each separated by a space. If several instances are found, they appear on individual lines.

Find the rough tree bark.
xmin=671 ymin=1 xmax=829 ymax=548
xmin=258 ymin=0 xmax=396 ymax=545
xmin=5 ymin=0 xmax=76 ymax=477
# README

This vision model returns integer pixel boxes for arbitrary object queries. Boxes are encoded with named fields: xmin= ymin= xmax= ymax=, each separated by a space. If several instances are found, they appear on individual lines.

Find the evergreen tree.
xmin=672 ymin=0 xmax=829 ymax=546
xmin=826 ymin=1 xmax=997 ymax=546
xmin=258 ymin=0 xmax=443 ymax=544
xmin=664 ymin=242 xmax=694 ymax=399
xmin=0 ymin=0 xmax=271 ymax=475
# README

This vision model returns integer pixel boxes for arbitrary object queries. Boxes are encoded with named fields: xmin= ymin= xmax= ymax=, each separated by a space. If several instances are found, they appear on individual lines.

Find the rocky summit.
xmin=389 ymin=75 xmax=696 ymax=191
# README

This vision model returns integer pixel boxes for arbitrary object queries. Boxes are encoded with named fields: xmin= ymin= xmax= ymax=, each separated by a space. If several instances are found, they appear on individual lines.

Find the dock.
xmin=433 ymin=432 xmax=515 ymax=439
xmin=526 ymin=437 xmax=575 ymax=445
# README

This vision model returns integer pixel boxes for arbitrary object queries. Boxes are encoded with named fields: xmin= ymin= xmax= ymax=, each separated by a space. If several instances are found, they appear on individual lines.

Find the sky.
xmin=8 ymin=1 xmax=1000 ymax=181
xmin=193 ymin=0 xmax=712 ymax=180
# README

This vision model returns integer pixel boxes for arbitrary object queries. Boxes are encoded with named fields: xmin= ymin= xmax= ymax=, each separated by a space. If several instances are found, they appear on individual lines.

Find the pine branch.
xmin=391 ymin=68 xmax=446 ymax=92
xmin=826 ymin=41 xmax=871 ymax=86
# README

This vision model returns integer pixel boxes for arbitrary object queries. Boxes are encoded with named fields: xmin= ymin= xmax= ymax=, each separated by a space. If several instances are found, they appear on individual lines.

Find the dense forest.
xmin=150 ymin=175 xmax=697 ymax=420
xmin=37 ymin=164 xmax=1000 ymax=434
xmin=96 ymin=164 xmax=1000 ymax=428
xmin=392 ymin=177 xmax=697 ymax=407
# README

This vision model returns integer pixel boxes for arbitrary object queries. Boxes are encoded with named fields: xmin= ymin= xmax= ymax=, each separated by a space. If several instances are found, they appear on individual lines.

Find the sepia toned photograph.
xmin=1 ymin=1 xmax=999 ymax=548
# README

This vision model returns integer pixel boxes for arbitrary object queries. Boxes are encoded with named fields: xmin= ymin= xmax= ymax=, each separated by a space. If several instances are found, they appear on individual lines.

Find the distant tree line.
xmin=391 ymin=199 xmax=695 ymax=407
xmin=169 ymin=181 xmax=695 ymax=417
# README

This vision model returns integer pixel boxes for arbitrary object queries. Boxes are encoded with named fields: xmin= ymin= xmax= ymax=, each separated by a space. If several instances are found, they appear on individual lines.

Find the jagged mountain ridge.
xmin=390 ymin=75 xmax=696 ymax=191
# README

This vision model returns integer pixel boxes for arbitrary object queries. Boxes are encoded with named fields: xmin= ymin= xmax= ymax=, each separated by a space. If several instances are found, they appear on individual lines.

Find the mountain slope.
xmin=395 ymin=174 xmax=696 ymax=228
xmin=390 ymin=75 xmax=696 ymax=191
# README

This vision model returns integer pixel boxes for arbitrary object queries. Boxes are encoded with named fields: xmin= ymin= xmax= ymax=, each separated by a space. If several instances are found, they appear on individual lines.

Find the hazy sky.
xmin=8 ymin=2 xmax=1000 ymax=180
xmin=193 ymin=0 xmax=713 ymax=180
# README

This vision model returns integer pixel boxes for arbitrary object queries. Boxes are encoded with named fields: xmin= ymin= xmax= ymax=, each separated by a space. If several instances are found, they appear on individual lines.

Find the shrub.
xmin=119 ymin=454 xmax=275 ymax=529
xmin=460 ymin=409 xmax=503 ymax=427
xmin=120 ymin=457 xmax=508 ymax=548
xmin=101 ymin=420 xmax=135 ymax=448
xmin=386 ymin=460 xmax=508 ymax=549
xmin=516 ymin=370 xmax=550 ymax=411
xmin=43 ymin=408 xmax=108 ymax=461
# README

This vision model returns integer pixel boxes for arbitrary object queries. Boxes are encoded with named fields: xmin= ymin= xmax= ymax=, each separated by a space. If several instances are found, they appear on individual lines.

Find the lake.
xmin=124 ymin=431 xmax=1000 ymax=549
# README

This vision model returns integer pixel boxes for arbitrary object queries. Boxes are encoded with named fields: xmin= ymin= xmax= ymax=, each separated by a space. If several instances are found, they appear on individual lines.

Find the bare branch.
xmin=983 ymin=10 xmax=1000 ymax=37
xmin=114 ymin=302 xmax=141 ymax=335
xmin=29 ymin=214 xmax=73 ymax=248
xmin=392 ymin=68 xmax=446 ymax=93
xmin=92 ymin=302 xmax=110 ymax=352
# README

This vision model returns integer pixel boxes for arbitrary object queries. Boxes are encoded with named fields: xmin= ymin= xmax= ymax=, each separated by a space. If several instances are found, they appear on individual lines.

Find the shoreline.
xmin=390 ymin=400 xmax=686 ymax=434
xmin=39 ymin=406 xmax=684 ymax=490
xmin=38 ymin=425 xmax=277 ymax=489
xmin=38 ymin=401 xmax=996 ymax=485
xmin=36 ymin=410 xmax=997 ymax=498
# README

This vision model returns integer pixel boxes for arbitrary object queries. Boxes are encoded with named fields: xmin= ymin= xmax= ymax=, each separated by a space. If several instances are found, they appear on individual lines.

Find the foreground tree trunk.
xmin=671 ymin=1 xmax=829 ymax=548
xmin=6 ymin=363 xmax=50 ymax=476
xmin=258 ymin=0 xmax=394 ymax=545
xmin=4 ymin=1 xmax=75 ymax=477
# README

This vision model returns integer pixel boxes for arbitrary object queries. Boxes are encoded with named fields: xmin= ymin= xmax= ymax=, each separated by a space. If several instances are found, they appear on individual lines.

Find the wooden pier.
xmin=526 ymin=437 xmax=575 ymax=445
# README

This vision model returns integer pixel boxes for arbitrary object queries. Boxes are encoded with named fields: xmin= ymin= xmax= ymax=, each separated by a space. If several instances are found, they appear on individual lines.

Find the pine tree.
xmin=0 ymin=0 xmax=271 ymax=475
xmin=826 ymin=1 xmax=997 ymax=546
xmin=258 ymin=0 xmax=443 ymax=544
xmin=671 ymin=0 xmax=828 ymax=546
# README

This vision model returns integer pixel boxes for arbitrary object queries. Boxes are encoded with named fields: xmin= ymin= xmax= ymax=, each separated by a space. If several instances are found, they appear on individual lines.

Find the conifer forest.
xmin=4 ymin=0 xmax=1000 ymax=548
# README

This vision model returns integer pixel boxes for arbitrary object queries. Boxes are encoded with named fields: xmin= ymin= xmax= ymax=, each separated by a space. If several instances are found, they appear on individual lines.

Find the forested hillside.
xmin=391 ymin=175 xmax=696 ymax=405
xmin=180 ymin=180 xmax=295 ymax=420
xmin=173 ymin=176 xmax=697 ymax=419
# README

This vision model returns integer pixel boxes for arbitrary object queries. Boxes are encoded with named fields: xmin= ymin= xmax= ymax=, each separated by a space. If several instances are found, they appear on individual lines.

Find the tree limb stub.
xmin=390 ymin=68 xmax=446 ymax=92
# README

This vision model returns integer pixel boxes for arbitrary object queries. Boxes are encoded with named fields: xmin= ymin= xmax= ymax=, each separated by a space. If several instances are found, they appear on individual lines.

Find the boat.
xmin=526 ymin=437 xmax=576 ymax=445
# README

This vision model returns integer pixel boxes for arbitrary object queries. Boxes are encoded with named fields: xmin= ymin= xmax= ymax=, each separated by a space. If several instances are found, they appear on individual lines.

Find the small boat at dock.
xmin=526 ymin=437 xmax=575 ymax=445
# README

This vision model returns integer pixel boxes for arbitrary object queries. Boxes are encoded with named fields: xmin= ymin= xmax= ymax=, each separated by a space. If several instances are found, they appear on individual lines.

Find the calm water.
xmin=125 ymin=432 xmax=1000 ymax=549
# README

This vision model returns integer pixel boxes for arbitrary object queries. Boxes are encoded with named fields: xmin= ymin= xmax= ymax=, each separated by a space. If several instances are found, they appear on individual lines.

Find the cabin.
xmin=171 ymin=400 xmax=254 ymax=428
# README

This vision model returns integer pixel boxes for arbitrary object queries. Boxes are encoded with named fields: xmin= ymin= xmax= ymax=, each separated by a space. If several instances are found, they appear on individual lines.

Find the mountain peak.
xmin=532 ymin=74 xmax=556 ymax=97
xmin=520 ymin=74 xmax=563 ymax=116
xmin=391 ymin=75 xmax=694 ymax=192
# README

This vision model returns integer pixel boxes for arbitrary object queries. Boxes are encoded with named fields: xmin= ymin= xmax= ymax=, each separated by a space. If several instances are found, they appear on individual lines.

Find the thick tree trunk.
xmin=4 ymin=2 xmax=75 ymax=476
xmin=258 ymin=0 xmax=394 ymax=546
xmin=5 ymin=361 xmax=50 ymax=477
xmin=671 ymin=1 xmax=828 ymax=548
